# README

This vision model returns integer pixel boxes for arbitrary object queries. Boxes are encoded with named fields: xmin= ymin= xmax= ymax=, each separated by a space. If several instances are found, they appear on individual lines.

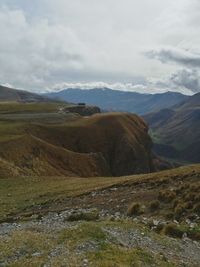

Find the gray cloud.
xmin=0 ymin=0 xmax=200 ymax=94
xmin=170 ymin=69 xmax=200 ymax=93
xmin=145 ymin=48 xmax=200 ymax=68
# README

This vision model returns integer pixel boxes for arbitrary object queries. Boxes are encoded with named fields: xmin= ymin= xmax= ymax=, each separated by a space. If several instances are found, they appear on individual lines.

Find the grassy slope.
xmin=0 ymin=103 xmax=154 ymax=177
xmin=0 ymin=164 xmax=200 ymax=266
xmin=1 ymin=164 xmax=200 ymax=221
xmin=0 ymin=176 xmax=130 ymax=220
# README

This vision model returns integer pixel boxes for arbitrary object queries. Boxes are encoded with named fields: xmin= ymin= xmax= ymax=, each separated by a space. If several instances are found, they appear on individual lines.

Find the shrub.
xmin=184 ymin=192 xmax=196 ymax=201
xmin=184 ymin=201 xmax=193 ymax=210
xmin=158 ymin=190 xmax=176 ymax=202
xmin=193 ymin=203 xmax=200 ymax=214
xmin=127 ymin=202 xmax=143 ymax=216
xmin=189 ymin=184 xmax=200 ymax=192
xmin=162 ymin=223 xmax=184 ymax=238
xmin=174 ymin=204 xmax=185 ymax=220
xmin=194 ymin=194 xmax=200 ymax=203
xmin=172 ymin=199 xmax=179 ymax=209
xmin=165 ymin=212 xmax=174 ymax=220
xmin=66 ymin=210 xmax=99 ymax=222
xmin=149 ymin=200 xmax=160 ymax=211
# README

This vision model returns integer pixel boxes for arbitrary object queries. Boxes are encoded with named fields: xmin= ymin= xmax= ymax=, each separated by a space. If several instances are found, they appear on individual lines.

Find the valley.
xmin=144 ymin=93 xmax=200 ymax=164
xmin=0 ymin=86 xmax=199 ymax=267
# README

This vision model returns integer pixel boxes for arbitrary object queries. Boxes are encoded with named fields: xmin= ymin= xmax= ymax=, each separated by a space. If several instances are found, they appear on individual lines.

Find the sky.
xmin=0 ymin=0 xmax=200 ymax=94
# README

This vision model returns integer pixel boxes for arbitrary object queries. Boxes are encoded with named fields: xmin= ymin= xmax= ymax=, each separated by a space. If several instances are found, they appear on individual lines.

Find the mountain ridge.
xmin=45 ymin=88 xmax=189 ymax=115
xmin=144 ymin=92 xmax=200 ymax=163
xmin=0 ymin=85 xmax=50 ymax=102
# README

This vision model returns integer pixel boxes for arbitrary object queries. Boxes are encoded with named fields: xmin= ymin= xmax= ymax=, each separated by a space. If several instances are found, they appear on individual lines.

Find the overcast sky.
xmin=0 ymin=0 xmax=200 ymax=94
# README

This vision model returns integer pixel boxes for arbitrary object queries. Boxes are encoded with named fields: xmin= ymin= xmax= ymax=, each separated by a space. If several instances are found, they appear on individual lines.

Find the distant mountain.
xmin=0 ymin=85 xmax=49 ymax=102
xmin=45 ymin=88 xmax=189 ymax=115
xmin=144 ymin=93 xmax=200 ymax=163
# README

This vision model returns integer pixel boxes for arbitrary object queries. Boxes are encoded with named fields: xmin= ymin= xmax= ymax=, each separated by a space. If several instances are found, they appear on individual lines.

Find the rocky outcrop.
xmin=63 ymin=104 xmax=101 ymax=116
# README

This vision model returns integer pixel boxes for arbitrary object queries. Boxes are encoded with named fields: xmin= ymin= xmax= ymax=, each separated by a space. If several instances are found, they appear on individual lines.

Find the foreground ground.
xmin=0 ymin=164 xmax=200 ymax=266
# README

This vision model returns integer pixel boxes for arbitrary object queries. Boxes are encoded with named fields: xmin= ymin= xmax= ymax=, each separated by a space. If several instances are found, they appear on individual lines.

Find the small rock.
xmin=32 ymin=252 xmax=42 ymax=257
xmin=153 ymin=219 xmax=159 ymax=226
xmin=83 ymin=258 xmax=89 ymax=266
xmin=182 ymin=232 xmax=187 ymax=239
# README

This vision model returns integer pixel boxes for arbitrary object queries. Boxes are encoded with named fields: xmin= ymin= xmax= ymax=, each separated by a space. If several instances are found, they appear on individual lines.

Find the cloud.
xmin=145 ymin=48 xmax=200 ymax=68
xmin=170 ymin=69 xmax=200 ymax=93
xmin=48 ymin=78 xmax=194 ymax=95
xmin=0 ymin=0 xmax=200 ymax=94
xmin=49 ymin=82 xmax=148 ymax=93
xmin=0 ymin=6 xmax=85 ymax=91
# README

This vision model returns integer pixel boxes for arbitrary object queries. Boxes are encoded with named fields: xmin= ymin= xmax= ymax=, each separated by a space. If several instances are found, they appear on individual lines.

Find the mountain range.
xmin=144 ymin=92 xmax=200 ymax=163
xmin=1 ymin=85 xmax=199 ymax=166
xmin=45 ymin=88 xmax=189 ymax=115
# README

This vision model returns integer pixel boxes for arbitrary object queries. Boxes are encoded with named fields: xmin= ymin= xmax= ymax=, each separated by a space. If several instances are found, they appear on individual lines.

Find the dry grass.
xmin=0 ymin=175 xmax=133 ymax=220
xmin=127 ymin=203 xmax=143 ymax=216
xmin=0 ymin=111 xmax=154 ymax=177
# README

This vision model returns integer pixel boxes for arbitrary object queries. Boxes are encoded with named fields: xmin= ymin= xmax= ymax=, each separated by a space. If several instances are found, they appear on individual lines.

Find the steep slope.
xmin=28 ymin=113 xmax=155 ymax=176
xmin=144 ymin=93 xmax=200 ymax=163
xmin=45 ymin=88 xmax=188 ymax=115
xmin=0 ymin=85 xmax=49 ymax=102
xmin=0 ymin=113 xmax=155 ymax=177
xmin=0 ymin=135 xmax=109 ymax=178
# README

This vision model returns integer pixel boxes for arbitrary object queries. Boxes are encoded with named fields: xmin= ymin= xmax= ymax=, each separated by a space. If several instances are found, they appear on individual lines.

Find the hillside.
xmin=0 ymin=103 xmax=155 ymax=177
xmin=144 ymin=92 xmax=200 ymax=163
xmin=0 ymin=85 xmax=49 ymax=102
xmin=0 ymin=164 xmax=200 ymax=266
xmin=45 ymin=88 xmax=188 ymax=115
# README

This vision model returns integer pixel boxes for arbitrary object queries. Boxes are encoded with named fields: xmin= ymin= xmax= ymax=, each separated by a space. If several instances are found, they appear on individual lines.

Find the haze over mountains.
xmin=45 ymin=88 xmax=189 ymax=115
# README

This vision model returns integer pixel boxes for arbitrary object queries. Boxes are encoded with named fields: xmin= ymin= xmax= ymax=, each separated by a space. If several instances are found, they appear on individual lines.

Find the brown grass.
xmin=0 ymin=112 xmax=154 ymax=178
xmin=127 ymin=203 xmax=143 ymax=216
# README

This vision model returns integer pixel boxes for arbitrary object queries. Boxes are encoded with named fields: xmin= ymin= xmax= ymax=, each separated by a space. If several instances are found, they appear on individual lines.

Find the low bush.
xmin=162 ymin=223 xmax=184 ymax=238
xmin=149 ymin=200 xmax=160 ymax=211
xmin=127 ymin=202 xmax=143 ymax=216
xmin=184 ymin=201 xmax=193 ymax=210
xmin=184 ymin=193 xmax=196 ymax=201
xmin=193 ymin=203 xmax=200 ymax=214
xmin=174 ymin=204 xmax=185 ymax=220
xmin=65 ymin=210 xmax=99 ymax=222
xmin=158 ymin=190 xmax=176 ymax=202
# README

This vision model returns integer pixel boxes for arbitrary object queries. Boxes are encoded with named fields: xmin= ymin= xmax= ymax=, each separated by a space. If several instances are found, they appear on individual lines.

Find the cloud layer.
xmin=0 ymin=0 xmax=200 ymax=94
xmin=145 ymin=48 xmax=200 ymax=68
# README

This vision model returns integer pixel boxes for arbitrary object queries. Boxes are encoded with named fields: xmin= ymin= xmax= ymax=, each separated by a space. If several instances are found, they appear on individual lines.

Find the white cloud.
xmin=0 ymin=0 xmax=200 ymax=94
xmin=48 ymin=79 xmax=193 ymax=95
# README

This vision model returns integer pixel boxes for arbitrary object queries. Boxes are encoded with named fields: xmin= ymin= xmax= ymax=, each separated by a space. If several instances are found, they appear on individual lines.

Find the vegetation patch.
xmin=127 ymin=203 xmax=143 ymax=216
xmin=65 ymin=209 xmax=99 ymax=222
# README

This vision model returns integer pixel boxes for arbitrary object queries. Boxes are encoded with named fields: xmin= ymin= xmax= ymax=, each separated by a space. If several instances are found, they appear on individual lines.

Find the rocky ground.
xmin=0 ymin=205 xmax=200 ymax=266
xmin=1 ymin=166 xmax=200 ymax=266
